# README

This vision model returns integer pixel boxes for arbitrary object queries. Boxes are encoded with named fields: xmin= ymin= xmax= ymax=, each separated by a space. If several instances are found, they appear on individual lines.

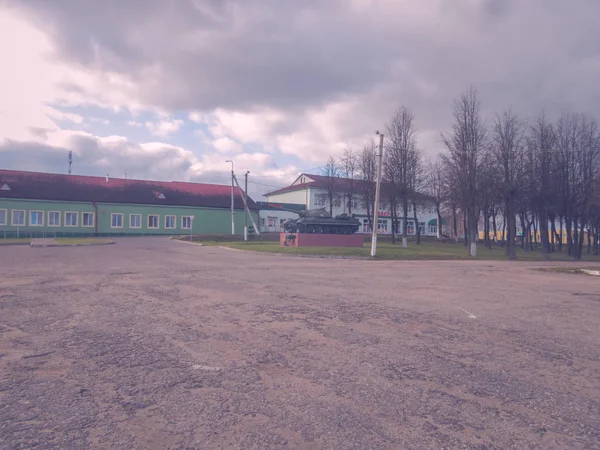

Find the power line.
xmin=247 ymin=180 xmax=286 ymax=189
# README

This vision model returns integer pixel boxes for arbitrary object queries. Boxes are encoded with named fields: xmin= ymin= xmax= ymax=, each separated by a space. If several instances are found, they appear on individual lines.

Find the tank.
xmin=283 ymin=208 xmax=360 ymax=234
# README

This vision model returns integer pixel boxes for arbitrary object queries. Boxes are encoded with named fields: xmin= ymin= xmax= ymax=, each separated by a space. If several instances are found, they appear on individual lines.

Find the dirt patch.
xmin=1 ymin=237 xmax=599 ymax=448
xmin=535 ymin=266 xmax=600 ymax=276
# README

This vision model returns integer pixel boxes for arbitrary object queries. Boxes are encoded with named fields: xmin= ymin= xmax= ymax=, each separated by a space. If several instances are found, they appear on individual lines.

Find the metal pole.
xmin=226 ymin=160 xmax=235 ymax=235
xmin=244 ymin=171 xmax=249 ymax=241
xmin=233 ymin=174 xmax=261 ymax=235
xmin=371 ymin=131 xmax=384 ymax=257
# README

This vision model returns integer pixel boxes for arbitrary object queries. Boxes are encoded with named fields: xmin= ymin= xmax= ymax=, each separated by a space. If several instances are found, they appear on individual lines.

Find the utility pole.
xmin=244 ymin=171 xmax=250 ymax=241
xmin=226 ymin=160 xmax=235 ymax=235
xmin=371 ymin=131 xmax=384 ymax=257
xmin=189 ymin=215 xmax=195 ymax=242
xmin=232 ymin=174 xmax=261 ymax=235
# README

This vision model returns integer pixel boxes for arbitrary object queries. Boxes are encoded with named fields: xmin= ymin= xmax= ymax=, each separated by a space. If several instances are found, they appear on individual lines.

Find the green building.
xmin=0 ymin=169 xmax=257 ymax=238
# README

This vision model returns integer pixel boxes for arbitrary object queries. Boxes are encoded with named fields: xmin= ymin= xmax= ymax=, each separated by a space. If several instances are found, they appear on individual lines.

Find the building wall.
xmin=0 ymin=198 xmax=257 ymax=237
xmin=265 ymin=189 xmax=310 ymax=207
xmin=265 ymin=187 xmax=439 ymax=236
xmin=259 ymin=210 xmax=299 ymax=233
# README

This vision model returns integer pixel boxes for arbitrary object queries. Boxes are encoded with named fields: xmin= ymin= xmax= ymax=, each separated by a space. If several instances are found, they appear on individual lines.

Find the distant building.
xmin=0 ymin=169 xmax=257 ymax=238
xmin=264 ymin=173 xmax=440 ymax=236
xmin=256 ymin=202 xmax=305 ymax=233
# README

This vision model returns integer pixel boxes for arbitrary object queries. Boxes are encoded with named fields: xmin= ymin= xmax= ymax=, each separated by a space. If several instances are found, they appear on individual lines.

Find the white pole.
xmin=233 ymin=174 xmax=261 ymax=235
xmin=190 ymin=215 xmax=195 ymax=242
xmin=226 ymin=160 xmax=235 ymax=235
xmin=244 ymin=171 xmax=249 ymax=241
xmin=371 ymin=131 xmax=384 ymax=257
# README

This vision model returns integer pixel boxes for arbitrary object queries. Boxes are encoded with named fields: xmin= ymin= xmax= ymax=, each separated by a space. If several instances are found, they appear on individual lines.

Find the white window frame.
xmin=429 ymin=224 xmax=437 ymax=235
xmin=11 ymin=210 xmax=26 ymax=226
xmin=0 ymin=208 xmax=7 ymax=226
xmin=377 ymin=218 xmax=388 ymax=233
xmin=164 ymin=215 xmax=176 ymax=229
xmin=64 ymin=211 xmax=78 ymax=227
xmin=129 ymin=214 xmax=142 ymax=229
xmin=148 ymin=214 xmax=159 ymax=229
xmin=314 ymin=194 xmax=327 ymax=207
xmin=181 ymin=216 xmax=193 ymax=230
xmin=29 ymin=210 xmax=44 ymax=226
xmin=48 ymin=211 xmax=61 ymax=227
xmin=82 ymin=212 xmax=95 ymax=228
xmin=361 ymin=218 xmax=371 ymax=233
xmin=111 ymin=213 xmax=124 ymax=229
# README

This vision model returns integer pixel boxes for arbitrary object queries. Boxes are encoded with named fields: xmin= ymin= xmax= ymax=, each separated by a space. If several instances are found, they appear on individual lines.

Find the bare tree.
xmin=386 ymin=106 xmax=419 ymax=247
xmin=590 ymin=172 xmax=600 ymax=255
xmin=491 ymin=108 xmax=526 ymax=259
xmin=408 ymin=146 xmax=425 ymax=244
xmin=358 ymin=141 xmax=377 ymax=230
xmin=573 ymin=116 xmax=600 ymax=259
xmin=383 ymin=149 xmax=400 ymax=243
xmin=527 ymin=112 xmax=555 ymax=257
xmin=442 ymin=86 xmax=487 ymax=257
xmin=321 ymin=156 xmax=340 ymax=216
xmin=426 ymin=159 xmax=445 ymax=238
xmin=340 ymin=147 xmax=358 ymax=214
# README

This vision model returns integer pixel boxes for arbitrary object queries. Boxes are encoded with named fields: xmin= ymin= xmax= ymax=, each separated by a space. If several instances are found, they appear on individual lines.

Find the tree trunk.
xmin=482 ymin=210 xmax=488 ymax=248
xmin=566 ymin=216 xmax=573 ymax=257
xmin=413 ymin=202 xmax=421 ymax=245
xmin=506 ymin=204 xmax=516 ymax=260
xmin=532 ymin=216 xmax=539 ymax=250
xmin=402 ymin=197 xmax=409 ymax=248
xmin=463 ymin=210 xmax=468 ymax=247
xmin=390 ymin=201 xmax=396 ymax=244
xmin=502 ymin=214 xmax=506 ymax=246
xmin=576 ymin=218 xmax=585 ymax=260
xmin=559 ymin=216 xmax=564 ymax=253
xmin=452 ymin=205 xmax=458 ymax=242
xmin=436 ymin=204 xmax=442 ymax=239
xmin=539 ymin=208 xmax=550 ymax=257
xmin=492 ymin=210 xmax=498 ymax=244
xmin=468 ymin=208 xmax=477 ymax=257
xmin=587 ymin=227 xmax=591 ymax=254
xmin=519 ymin=213 xmax=526 ymax=250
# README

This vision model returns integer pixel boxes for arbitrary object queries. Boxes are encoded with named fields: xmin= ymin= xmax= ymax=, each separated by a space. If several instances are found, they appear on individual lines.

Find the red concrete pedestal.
xmin=280 ymin=232 xmax=364 ymax=248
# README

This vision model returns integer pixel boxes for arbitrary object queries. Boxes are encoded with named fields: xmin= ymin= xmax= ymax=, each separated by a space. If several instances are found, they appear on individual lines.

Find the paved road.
xmin=1 ymin=238 xmax=599 ymax=449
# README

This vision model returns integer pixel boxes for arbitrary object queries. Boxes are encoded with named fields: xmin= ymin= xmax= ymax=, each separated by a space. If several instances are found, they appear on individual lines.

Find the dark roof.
xmin=265 ymin=173 xmax=435 ymax=202
xmin=255 ymin=201 xmax=305 ymax=212
xmin=0 ymin=169 xmax=257 ymax=210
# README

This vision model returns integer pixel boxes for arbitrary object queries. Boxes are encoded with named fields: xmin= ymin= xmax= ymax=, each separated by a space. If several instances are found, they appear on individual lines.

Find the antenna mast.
xmin=68 ymin=151 xmax=73 ymax=175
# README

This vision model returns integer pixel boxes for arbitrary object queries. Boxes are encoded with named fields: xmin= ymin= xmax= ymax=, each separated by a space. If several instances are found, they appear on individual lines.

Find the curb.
xmin=0 ymin=242 xmax=31 ymax=247
xmin=30 ymin=241 xmax=115 ymax=248
xmin=171 ymin=238 xmax=204 ymax=246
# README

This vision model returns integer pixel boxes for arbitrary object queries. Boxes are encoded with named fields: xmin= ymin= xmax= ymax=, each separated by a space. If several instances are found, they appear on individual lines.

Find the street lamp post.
xmin=225 ymin=160 xmax=235 ymax=235
xmin=371 ymin=131 xmax=384 ymax=257
xmin=244 ymin=171 xmax=250 ymax=241
xmin=189 ymin=215 xmax=195 ymax=242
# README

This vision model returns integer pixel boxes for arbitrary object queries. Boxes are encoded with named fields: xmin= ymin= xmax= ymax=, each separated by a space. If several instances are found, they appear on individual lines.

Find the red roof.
xmin=265 ymin=173 xmax=435 ymax=202
xmin=0 ymin=169 xmax=256 ymax=210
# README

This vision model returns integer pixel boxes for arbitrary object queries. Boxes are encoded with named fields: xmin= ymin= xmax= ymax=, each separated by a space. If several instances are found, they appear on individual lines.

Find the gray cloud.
xmin=0 ymin=135 xmax=289 ymax=200
xmin=7 ymin=0 xmax=600 ymax=158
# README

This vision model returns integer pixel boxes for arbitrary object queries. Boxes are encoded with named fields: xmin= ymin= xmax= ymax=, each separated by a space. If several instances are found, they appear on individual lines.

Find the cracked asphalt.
xmin=1 ymin=237 xmax=599 ymax=449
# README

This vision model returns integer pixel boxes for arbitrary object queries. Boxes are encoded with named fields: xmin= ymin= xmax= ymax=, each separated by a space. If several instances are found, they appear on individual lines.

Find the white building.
xmin=256 ymin=201 xmax=303 ymax=233
xmin=264 ymin=173 xmax=440 ymax=236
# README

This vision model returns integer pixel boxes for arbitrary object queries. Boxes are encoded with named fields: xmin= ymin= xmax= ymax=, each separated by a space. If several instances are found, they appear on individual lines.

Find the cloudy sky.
xmin=1 ymin=0 xmax=599 ymax=198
